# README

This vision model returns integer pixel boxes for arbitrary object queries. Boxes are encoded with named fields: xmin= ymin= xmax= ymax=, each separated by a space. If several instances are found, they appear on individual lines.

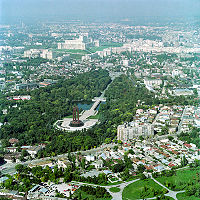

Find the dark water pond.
xmin=77 ymin=101 xmax=106 ymax=111
xmin=77 ymin=102 xmax=92 ymax=110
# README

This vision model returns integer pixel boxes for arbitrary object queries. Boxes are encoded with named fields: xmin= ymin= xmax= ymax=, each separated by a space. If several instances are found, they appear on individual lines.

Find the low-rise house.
xmin=144 ymin=165 xmax=154 ymax=170
xmin=4 ymin=153 xmax=21 ymax=163
xmin=85 ymin=155 xmax=95 ymax=162
xmin=184 ymin=143 xmax=192 ymax=149
xmin=6 ymin=147 xmax=18 ymax=153
xmin=154 ymin=165 xmax=164 ymax=172
xmin=168 ymin=163 xmax=176 ymax=168
xmin=27 ymin=146 xmax=42 ymax=157
xmin=57 ymin=158 xmax=71 ymax=168
xmin=9 ymin=138 xmax=19 ymax=145
xmin=93 ymin=160 xmax=104 ymax=169
xmin=0 ymin=176 xmax=9 ymax=184
xmin=21 ymin=145 xmax=43 ymax=157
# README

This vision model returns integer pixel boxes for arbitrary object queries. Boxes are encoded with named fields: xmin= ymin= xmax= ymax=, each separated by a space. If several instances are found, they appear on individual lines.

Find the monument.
xmin=69 ymin=106 xmax=84 ymax=127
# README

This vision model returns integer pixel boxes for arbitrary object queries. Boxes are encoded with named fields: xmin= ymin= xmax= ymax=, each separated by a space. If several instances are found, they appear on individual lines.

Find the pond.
xmin=77 ymin=102 xmax=93 ymax=110
xmin=76 ymin=101 xmax=106 ymax=111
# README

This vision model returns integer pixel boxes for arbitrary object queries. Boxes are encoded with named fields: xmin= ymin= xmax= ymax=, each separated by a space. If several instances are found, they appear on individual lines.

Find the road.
xmin=1 ymin=143 xmax=115 ymax=175
xmin=128 ymin=75 xmax=136 ymax=86
xmin=107 ymin=179 xmax=139 ymax=200
xmin=72 ymin=176 xmax=185 ymax=200
xmin=177 ymin=106 xmax=187 ymax=134
xmin=151 ymin=176 xmax=185 ymax=200
xmin=72 ymin=179 xmax=140 ymax=200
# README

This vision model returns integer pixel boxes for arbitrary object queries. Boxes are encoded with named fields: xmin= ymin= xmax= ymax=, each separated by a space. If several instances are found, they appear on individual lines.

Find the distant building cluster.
xmin=14 ymin=79 xmax=57 ymax=90
xmin=122 ymin=40 xmax=200 ymax=54
xmin=24 ymin=49 xmax=55 ymax=59
xmin=144 ymin=79 xmax=162 ymax=87
xmin=172 ymin=88 xmax=194 ymax=96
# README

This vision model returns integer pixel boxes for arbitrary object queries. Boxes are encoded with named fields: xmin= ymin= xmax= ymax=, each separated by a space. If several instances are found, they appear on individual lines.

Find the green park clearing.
xmin=155 ymin=168 xmax=200 ymax=191
xmin=122 ymin=179 xmax=168 ymax=200
xmin=109 ymin=187 xmax=120 ymax=193
xmin=177 ymin=192 xmax=200 ymax=200
xmin=88 ymin=43 xmax=123 ymax=53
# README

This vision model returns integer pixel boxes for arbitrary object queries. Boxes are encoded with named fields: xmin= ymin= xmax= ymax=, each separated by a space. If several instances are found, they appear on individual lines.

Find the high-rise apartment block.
xmin=117 ymin=122 xmax=154 ymax=142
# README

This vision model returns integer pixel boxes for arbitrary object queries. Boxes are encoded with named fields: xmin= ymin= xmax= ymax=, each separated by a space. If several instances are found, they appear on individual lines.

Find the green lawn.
xmin=100 ymin=181 xmax=123 ymax=186
xmin=87 ymin=113 xmax=100 ymax=119
xmin=74 ymin=191 xmax=112 ymax=200
xmin=70 ymin=54 xmax=83 ymax=60
xmin=88 ymin=46 xmax=108 ymax=53
xmin=88 ymin=43 xmax=123 ymax=53
xmin=73 ymin=187 xmax=112 ymax=200
xmin=54 ymin=49 xmax=89 ymax=54
xmin=156 ymin=168 xmax=200 ymax=191
xmin=109 ymin=187 xmax=120 ymax=193
xmin=110 ymin=177 xmax=119 ymax=182
xmin=177 ymin=192 xmax=200 ymax=200
xmin=53 ymin=49 xmax=88 ymax=60
xmin=122 ymin=179 xmax=167 ymax=200
xmin=64 ymin=115 xmax=73 ymax=118
xmin=124 ymin=176 xmax=139 ymax=182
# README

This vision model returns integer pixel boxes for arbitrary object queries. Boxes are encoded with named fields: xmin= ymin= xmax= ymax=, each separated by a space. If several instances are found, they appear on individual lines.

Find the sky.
xmin=1 ymin=0 xmax=200 ymax=24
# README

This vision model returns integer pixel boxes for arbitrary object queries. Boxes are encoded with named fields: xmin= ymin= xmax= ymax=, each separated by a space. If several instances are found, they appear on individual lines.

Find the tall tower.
xmin=70 ymin=106 xmax=84 ymax=127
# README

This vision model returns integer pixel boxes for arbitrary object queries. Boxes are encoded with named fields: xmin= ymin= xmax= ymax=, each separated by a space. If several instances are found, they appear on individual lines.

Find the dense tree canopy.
xmin=0 ymin=69 xmax=110 ymax=149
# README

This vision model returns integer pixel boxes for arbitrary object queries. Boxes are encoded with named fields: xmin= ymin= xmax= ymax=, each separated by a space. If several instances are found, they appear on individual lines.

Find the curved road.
xmin=151 ymin=177 xmax=185 ymax=200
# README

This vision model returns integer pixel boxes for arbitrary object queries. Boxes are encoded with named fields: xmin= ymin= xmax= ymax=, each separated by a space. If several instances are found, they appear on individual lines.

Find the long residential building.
xmin=117 ymin=122 xmax=154 ymax=142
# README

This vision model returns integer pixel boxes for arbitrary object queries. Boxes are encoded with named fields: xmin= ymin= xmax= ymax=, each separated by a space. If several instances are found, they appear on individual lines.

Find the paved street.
xmin=177 ymin=106 xmax=187 ymax=134
xmin=1 ymin=143 xmax=115 ymax=175
xmin=71 ymin=178 xmax=140 ymax=200
xmin=151 ymin=177 xmax=185 ymax=200
xmin=107 ymin=179 xmax=140 ymax=200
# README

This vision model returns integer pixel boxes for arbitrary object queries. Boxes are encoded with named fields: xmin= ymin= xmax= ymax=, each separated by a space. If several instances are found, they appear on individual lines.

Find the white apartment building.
xmin=144 ymin=79 xmax=162 ymax=87
xmin=117 ymin=122 xmax=154 ymax=142
xmin=24 ymin=49 xmax=55 ymax=59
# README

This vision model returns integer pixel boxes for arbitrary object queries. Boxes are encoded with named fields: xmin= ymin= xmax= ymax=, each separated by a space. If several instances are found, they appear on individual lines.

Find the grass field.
xmin=177 ymin=192 xmax=200 ymax=200
xmin=124 ymin=176 xmax=139 ymax=182
xmin=53 ymin=49 xmax=88 ymax=60
xmin=156 ymin=167 xmax=200 ymax=191
xmin=64 ymin=115 xmax=73 ymax=118
xmin=109 ymin=187 xmax=120 ymax=193
xmin=88 ymin=43 xmax=123 ymax=53
xmin=122 ymin=179 xmax=167 ymax=200
xmin=74 ymin=190 xmax=112 ymax=200
xmin=54 ymin=49 xmax=89 ymax=54
xmin=87 ymin=113 xmax=100 ymax=119
xmin=100 ymin=181 xmax=123 ymax=186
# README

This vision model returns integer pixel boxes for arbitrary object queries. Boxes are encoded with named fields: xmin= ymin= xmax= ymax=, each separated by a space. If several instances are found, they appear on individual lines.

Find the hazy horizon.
xmin=1 ymin=0 xmax=200 ymax=24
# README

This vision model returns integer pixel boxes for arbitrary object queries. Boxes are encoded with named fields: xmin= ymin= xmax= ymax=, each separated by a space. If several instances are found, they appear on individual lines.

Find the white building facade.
xmin=117 ymin=122 xmax=154 ymax=142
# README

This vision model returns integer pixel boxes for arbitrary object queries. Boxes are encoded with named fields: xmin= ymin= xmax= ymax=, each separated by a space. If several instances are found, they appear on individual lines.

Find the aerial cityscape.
xmin=0 ymin=0 xmax=200 ymax=200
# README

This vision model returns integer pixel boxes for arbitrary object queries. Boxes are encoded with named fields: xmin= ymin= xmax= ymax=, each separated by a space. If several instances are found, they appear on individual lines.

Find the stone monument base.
xmin=69 ymin=120 xmax=84 ymax=127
